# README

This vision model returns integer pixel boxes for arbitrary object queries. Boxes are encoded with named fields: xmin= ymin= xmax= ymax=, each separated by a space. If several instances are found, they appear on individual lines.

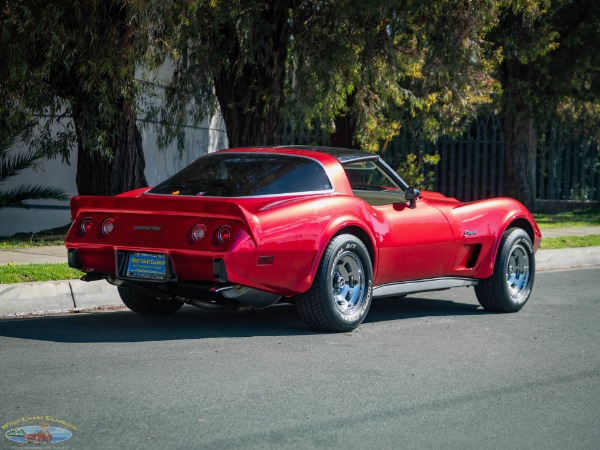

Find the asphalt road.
xmin=1 ymin=268 xmax=599 ymax=449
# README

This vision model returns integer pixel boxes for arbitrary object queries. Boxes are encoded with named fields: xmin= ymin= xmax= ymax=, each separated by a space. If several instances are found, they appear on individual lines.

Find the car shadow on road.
xmin=365 ymin=295 xmax=488 ymax=324
xmin=0 ymin=304 xmax=312 ymax=343
xmin=0 ymin=296 xmax=489 ymax=343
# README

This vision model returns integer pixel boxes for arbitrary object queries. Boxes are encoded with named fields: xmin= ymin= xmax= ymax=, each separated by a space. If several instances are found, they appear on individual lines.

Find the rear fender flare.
xmin=305 ymin=218 xmax=377 ymax=290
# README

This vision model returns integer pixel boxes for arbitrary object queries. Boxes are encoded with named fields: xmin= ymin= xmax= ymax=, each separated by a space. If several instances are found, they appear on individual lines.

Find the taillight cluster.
xmin=191 ymin=224 xmax=206 ymax=242
xmin=78 ymin=217 xmax=233 ymax=246
xmin=80 ymin=218 xmax=93 ymax=234
xmin=216 ymin=226 xmax=232 ymax=245
xmin=79 ymin=217 xmax=115 ymax=236
xmin=101 ymin=218 xmax=115 ymax=236
xmin=190 ymin=223 xmax=232 ymax=246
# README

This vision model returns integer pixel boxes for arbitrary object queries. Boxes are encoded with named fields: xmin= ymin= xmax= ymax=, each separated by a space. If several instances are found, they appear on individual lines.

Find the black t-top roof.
xmin=274 ymin=145 xmax=378 ymax=163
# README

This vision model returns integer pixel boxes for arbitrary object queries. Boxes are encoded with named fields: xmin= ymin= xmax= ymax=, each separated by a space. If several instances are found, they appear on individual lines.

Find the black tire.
xmin=118 ymin=287 xmax=184 ymax=315
xmin=296 ymin=234 xmax=373 ymax=332
xmin=475 ymin=227 xmax=535 ymax=312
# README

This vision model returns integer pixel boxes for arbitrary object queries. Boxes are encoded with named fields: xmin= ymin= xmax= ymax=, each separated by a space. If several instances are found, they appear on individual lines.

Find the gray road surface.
xmin=1 ymin=268 xmax=599 ymax=449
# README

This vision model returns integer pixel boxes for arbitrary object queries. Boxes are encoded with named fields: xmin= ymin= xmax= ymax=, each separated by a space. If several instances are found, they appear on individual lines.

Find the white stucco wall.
xmin=0 ymin=114 xmax=228 ymax=236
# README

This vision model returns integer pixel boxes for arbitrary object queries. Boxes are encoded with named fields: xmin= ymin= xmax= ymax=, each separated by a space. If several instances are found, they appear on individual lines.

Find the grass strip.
xmin=539 ymin=235 xmax=600 ymax=250
xmin=0 ymin=224 xmax=70 ymax=249
xmin=0 ymin=263 xmax=82 ymax=284
xmin=534 ymin=207 xmax=600 ymax=229
xmin=0 ymin=238 xmax=66 ymax=249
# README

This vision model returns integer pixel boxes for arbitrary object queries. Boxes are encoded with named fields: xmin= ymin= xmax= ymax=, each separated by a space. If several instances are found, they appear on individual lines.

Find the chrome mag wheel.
xmin=475 ymin=227 xmax=535 ymax=313
xmin=295 ymin=234 xmax=373 ymax=332
xmin=506 ymin=242 xmax=530 ymax=302
xmin=331 ymin=251 xmax=367 ymax=315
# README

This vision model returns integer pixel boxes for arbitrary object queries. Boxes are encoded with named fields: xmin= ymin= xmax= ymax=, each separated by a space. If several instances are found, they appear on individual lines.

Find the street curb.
xmin=0 ymin=280 xmax=121 ymax=317
xmin=1 ymin=247 xmax=599 ymax=318
xmin=535 ymin=246 xmax=600 ymax=271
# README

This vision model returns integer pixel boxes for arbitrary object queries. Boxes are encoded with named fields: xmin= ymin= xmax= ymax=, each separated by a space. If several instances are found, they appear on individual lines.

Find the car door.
xmin=374 ymin=200 xmax=457 ymax=284
xmin=342 ymin=158 xmax=456 ymax=285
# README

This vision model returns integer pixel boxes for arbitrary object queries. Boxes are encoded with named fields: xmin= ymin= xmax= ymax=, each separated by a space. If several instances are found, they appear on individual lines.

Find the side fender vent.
xmin=465 ymin=244 xmax=482 ymax=269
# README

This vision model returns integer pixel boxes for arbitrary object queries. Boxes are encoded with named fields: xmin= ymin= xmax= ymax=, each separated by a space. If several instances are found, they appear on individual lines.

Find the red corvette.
xmin=65 ymin=146 xmax=541 ymax=331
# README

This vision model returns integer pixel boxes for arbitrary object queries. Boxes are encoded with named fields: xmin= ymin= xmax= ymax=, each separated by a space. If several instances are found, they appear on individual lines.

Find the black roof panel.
xmin=274 ymin=145 xmax=378 ymax=163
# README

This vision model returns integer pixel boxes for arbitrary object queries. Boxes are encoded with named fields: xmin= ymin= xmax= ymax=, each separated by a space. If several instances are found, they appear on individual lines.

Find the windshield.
xmin=148 ymin=153 xmax=332 ymax=197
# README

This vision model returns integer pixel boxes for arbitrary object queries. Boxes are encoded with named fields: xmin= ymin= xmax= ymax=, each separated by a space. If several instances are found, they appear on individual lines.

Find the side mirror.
xmin=405 ymin=187 xmax=421 ymax=209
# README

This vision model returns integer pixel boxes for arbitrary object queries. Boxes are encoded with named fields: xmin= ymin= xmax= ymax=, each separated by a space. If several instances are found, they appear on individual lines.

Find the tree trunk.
xmin=501 ymin=112 xmax=537 ymax=208
xmin=73 ymin=98 xmax=147 ymax=196
xmin=330 ymin=92 xmax=358 ymax=149
xmin=215 ymin=68 xmax=284 ymax=147
xmin=499 ymin=60 xmax=537 ymax=209
xmin=213 ymin=1 xmax=291 ymax=148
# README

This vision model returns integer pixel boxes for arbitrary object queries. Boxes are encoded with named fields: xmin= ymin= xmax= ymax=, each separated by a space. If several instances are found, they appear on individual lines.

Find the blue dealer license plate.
xmin=126 ymin=252 xmax=166 ymax=280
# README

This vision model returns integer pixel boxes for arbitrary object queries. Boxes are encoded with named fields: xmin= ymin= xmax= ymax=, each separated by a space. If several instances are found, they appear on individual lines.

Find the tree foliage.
xmin=288 ymin=0 xmax=501 ymax=151
xmin=2 ymin=0 xmax=597 ymax=206
xmin=490 ymin=0 xmax=600 ymax=206
xmin=161 ymin=0 xmax=500 ymax=152
xmin=397 ymin=152 xmax=441 ymax=191
xmin=0 ymin=0 xmax=175 ymax=195
xmin=161 ymin=0 xmax=294 ymax=148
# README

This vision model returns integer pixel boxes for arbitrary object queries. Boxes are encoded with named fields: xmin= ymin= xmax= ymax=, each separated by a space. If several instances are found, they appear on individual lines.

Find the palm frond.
xmin=0 ymin=184 xmax=68 ymax=207
xmin=0 ymin=147 xmax=54 ymax=183
xmin=0 ymin=123 xmax=65 ymax=184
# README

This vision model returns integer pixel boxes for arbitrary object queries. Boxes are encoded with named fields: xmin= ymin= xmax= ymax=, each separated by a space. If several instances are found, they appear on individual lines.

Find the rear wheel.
xmin=296 ymin=234 xmax=373 ymax=332
xmin=118 ymin=287 xmax=184 ymax=315
xmin=475 ymin=228 xmax=535 ymax=312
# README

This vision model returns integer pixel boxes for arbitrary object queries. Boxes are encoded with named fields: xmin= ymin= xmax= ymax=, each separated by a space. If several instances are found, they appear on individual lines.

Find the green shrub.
xmin=397 ymin=152 xmax=440 ymax=190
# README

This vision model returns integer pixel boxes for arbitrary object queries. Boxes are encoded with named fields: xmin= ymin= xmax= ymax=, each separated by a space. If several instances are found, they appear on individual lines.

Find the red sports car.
xmin=65 ymin=146 xmax=541 ymax=332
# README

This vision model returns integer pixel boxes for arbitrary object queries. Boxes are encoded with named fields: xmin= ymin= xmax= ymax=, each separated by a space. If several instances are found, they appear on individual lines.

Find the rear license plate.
xmin=125 ymin=252 xmax=166 ymax=280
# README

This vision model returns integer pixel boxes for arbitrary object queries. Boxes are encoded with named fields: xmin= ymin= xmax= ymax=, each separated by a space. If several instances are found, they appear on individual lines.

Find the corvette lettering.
xmin=134 ymin=225 xmax=162 ymax=231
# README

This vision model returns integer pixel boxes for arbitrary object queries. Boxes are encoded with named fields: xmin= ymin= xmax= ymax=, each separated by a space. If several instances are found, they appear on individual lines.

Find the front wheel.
xmin=118 ymin=287 xmax=184 ymax=315
xmin=475 ymin=228 xmax=535 ymax=312
xmin=296 ymin=234 xmax=373 ymax=332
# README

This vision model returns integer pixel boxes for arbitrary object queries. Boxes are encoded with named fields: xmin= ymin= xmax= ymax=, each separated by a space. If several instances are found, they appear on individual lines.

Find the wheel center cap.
xmin=333 ymin=275 xmax=345 ymax=289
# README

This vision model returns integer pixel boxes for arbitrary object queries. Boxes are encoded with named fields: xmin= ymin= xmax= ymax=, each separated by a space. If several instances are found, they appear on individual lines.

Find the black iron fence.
xmin=280 ymin=113 xmax=600 ymax=203
xmin=383 ymin=115 xmax=505 ymax=202
xmin=537 ymin=126 xmax=600 ymax=202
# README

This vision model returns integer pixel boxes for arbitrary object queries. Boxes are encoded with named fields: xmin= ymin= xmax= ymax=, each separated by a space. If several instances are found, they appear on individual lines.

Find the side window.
xmin=256 ymin=161 xmax=332 ymax=195
xmin=343 ymin=160 xmax=406 ymax=206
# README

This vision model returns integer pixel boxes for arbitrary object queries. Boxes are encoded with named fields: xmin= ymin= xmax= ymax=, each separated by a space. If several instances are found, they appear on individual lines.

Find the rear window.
xmin=148 ymin=153 xmax=332 ymax=197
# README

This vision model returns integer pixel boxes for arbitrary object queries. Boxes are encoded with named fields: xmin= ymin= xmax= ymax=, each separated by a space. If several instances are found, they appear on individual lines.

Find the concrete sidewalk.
xmin=1 ymin=226 xmax=600 ymax=317
xmin=539 ymin=225 xmax=600 ymax=238
xmin=0 ymin=245 xmax=67 ymax=265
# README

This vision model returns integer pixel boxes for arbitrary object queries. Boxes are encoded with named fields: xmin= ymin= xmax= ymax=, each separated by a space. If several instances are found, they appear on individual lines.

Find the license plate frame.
xmin=125 ymin=252 xmax=167 ymax=280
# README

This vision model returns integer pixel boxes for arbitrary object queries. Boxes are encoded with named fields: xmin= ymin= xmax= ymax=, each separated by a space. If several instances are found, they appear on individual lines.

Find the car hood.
xmin=419 ymin=190 xmax=460 ymax=205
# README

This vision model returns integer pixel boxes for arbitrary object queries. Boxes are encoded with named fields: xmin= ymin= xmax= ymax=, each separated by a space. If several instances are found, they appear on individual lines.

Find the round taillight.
xmin=191 ymin=224 xmax=206 ymax=242
xmin=101 ymin=218 xmax=115 ymax=236
xmin=81 ymin=218 xmax=93 ymax=234
xmin=216 ymin=226 xmax=232 ymax=245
